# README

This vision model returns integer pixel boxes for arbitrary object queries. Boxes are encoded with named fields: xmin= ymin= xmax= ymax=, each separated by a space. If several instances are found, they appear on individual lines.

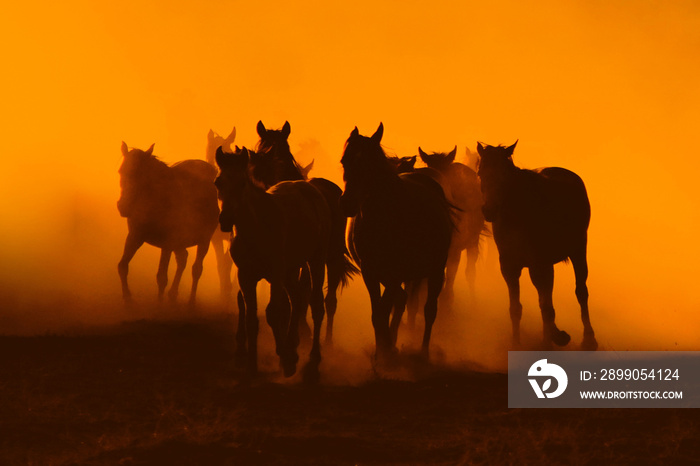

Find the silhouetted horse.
xmin=387 ymin=155 xmax=417 ymax=174
xmin=418 ymin=146 xmax=485 ymax=309
xmin=215 ymin=146 xmax=331 ymax=377
xmin=340 ymin=124 xmax=452 ymax=359
xmin=206 ymin=127 xmax=237 ymax=302
xmin=476 ymin=141 xmax=597 ymax=350
xmin=252 ymin=121 xmax=358 ymax=344
xmin=117 ymin=142 xmax=219 ymax=306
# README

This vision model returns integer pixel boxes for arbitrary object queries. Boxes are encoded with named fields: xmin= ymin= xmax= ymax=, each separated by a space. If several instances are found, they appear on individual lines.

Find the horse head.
xmin=475 ymin=140 xmax=518 ymax=222
xmin=254 ymin=120 xmax=304 ymax=186
xmin=418 ymin=146 xmax=457 ymax=170
xmin=206 ymin=127 xmax=236 ymax=166
xmin=387 ymin=155 xmax=417 ymax=174
xmin=339 ymin=123 xmax=392 ymax=217
xmin=214 ymin=146 xmax=251 ymax=232
xmin=117 ymin=141 xmax=156 ymax=217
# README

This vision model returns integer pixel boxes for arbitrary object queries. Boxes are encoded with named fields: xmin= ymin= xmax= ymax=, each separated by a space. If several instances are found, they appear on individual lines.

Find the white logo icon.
xmin=528 ymin=359 xmax=568 ymax=398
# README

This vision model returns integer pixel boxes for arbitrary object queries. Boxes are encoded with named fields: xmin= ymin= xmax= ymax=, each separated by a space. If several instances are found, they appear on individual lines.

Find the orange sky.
xmin=0 ymin=1 xmax=699 ymax=349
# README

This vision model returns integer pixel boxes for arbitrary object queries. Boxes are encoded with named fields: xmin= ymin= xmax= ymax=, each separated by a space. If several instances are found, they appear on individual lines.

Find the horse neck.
xmin=234 ymin=180 xmax=276 ymax=233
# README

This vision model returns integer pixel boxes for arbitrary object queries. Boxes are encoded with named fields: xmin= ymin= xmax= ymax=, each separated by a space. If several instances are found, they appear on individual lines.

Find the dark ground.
xmin=0 ymin=315 xmax=698 ymax=466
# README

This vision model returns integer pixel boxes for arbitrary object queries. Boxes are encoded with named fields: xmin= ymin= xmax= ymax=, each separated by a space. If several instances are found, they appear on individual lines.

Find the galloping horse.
xmin=340 ymin=124 xmax=452 ymax=359
xmin=205 ymin=127 xmax=237 ymax=302
xmin=418 ymin=146 xmax=485 ymax=308
xmin=476 ymin=141 xmax=597 ymax=350
xmin=252 ymin=121 xmax=358 ymax=344
xmin=117 ymin=142 xmax=219 ymax=306
xmin=215 ymin=146 xmax=331 ymax=377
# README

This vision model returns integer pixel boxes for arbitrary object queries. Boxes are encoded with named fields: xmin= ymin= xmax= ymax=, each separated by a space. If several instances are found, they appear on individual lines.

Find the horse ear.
xmin=226 ymin=126 xmax=237 ymax=143
xmin=350 ymin=126 xmax=359 ymax=138
xmin=301 ymin=159 xmax=314 ymax=177
xmin=145 ymin=143 xmax=155 ymax=155
xmin=256 ymin=121 xmax=266 ymax=138
xmin=240 ymin=147 xmax=250 ymax=161
xmin=418 ymin=147 xmax=428 ymax=162
xmin=215 ymin=146 xmax=228 ymax=168
xmin=408 ymin=156 xmax=417 ymax=168
xmin=207 ymin=129 xmax=215 ymax=140
xmin=506 ymin=140 xmax=518 ymax=157
xmin=447 ymin=145 xmax=457 ymax=162
xmin=282 ymin=121 xmax=291 ymax=139
xmin=476 ymin=142 xmax=485 ymax=157
xmin=121 ymin=141 xmax=129 ymax=156
xmin=371 ymin=122 xmax=384 ymax=143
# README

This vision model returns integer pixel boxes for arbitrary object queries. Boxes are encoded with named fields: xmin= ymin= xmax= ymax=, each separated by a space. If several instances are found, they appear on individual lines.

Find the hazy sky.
xmin=0 ymin=1 xmax=698 ymax=346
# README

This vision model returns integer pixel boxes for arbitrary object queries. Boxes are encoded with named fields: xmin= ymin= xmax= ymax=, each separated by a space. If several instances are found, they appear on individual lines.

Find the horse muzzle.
xmin=219 ymin=211 xmax=234 ymax=232
xmin=116 ymin=199 xmax=130 ymax=218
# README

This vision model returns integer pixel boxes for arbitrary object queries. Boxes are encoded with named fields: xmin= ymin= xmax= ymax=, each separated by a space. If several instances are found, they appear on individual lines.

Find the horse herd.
xmin=117 ymin=121 xmax=598 ymax=378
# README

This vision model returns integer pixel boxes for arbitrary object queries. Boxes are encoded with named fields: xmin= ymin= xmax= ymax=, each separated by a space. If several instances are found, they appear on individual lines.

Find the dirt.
xmin=0 ymin=314 xmax=697 ymax=465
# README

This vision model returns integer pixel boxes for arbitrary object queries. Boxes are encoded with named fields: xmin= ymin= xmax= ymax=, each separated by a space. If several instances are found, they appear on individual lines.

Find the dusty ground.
xmin=0 ymin=314 xmax=698 ymax=466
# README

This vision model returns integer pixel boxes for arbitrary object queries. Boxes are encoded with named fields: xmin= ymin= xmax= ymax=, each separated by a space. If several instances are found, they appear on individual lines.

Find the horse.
xmin=117 ymin=142 xmax=219 ymax=306
xmin=418 ymin=146 xmax=485 ymax=309
xmin=252 ymin=120 xmax=358 ymax=345
xmin=476 ymin=141 xmax=597 ymax=350
xmin=214 ymin=146 xmax=332 ymax=377
xmin=340 ymin=123 xmax=452 ymax=360
xmin=387 ymin=155 xmax=417 ymax=174
xmin=205 ymin=127 xmax=237 ymax=303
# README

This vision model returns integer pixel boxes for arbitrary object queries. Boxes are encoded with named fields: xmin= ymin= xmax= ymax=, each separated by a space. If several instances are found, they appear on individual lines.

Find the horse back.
xmin=353 ymin=172 xmax=452 ymax=282
xmin=171 ymin=159 xmax=218 ymax=182
xmin=268 ymin=181 xmax=332 ymax=263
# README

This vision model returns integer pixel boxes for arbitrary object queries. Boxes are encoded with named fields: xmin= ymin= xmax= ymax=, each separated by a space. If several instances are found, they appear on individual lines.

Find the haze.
xmin=1 ymin=1 xmax=698 ymax=367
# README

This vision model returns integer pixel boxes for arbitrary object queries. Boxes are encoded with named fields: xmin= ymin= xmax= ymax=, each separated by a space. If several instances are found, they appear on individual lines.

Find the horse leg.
xmin=117 ymin=233 xmax=143 ymax=303
xmin=267 ymin=280 xmax=292 ymax=371
xmin=422 ymin=269 xmax=445 ymax=358
xmin=529 ymin=264 xmax=571 ymax=347
xmin=298 ymin=265 xmax=312 ymax=344
xmin=362 ymin=272 xmax=390 ymax=359
xmin=324 ymin=260 xmax=342 ymax=347
xmin=211 ymin=235 xmax=234 ymax=304
xmin=282 ymin=268 xmax=303 ymax=377
xmin=439 ymin=243 xmax=461 ymax=313
xmin=389 ymin=285 xmax=407 ymax=347
xmin=156 ymin=248 xmax=172 ymax=303
xmin=168 ymin=249 xmax=188 ymax=302
xmin=188 ymin=241 xmax=210 ymax=308
xmin=465 ymin=244 xmax=479 ymax=299
xmin=307 ymin=259 xmax=327 ymax=378
xmin=571 ymin=246 xmax=597 ymax=350
xmin=501 ymin=261 xmax=523 ymax=347
xmin=406 ymin=280 xmax=422 ymax=332
xmin=238 ymin=273 xmax=258 ymax=374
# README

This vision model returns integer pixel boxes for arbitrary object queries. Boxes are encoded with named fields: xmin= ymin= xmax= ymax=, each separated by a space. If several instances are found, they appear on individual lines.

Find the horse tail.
xmin=309 ymin=178 xmax=359 ymax=290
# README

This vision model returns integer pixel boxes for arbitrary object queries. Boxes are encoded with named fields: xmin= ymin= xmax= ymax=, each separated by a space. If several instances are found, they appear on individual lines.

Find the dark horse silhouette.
xmin=205 ymin=127 xmax=237 ymax=303
xmin=215 ymin=146 xmax=331 ymax=377
xmin=117 ymin=142 xmax=219 ymax=306
xmin=476 ymin=141 xmax=597 ymax=350
xmin=251 ymin=121 xmax=358 ymax=344
xmin=340 ymin=124 xmax=452 ymax=359
xmin=418 ymin=146 xmax=485 ymax=310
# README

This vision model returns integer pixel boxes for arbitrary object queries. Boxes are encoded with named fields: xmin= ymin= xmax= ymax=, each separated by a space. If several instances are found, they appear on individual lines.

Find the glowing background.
xmin=1 ymin=1 xmax=698 ymax=364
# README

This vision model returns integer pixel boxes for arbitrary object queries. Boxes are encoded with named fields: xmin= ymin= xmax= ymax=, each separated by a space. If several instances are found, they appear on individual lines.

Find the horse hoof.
xmin=552 ymin=330 xmax=571 ymax=347
xmin=302 ymin=361 xmax=321 ymax=384
xmin=282 ymin=360 xmax=297 ymax=378
xmin=581 ymin=336 xmax=598 ymax=351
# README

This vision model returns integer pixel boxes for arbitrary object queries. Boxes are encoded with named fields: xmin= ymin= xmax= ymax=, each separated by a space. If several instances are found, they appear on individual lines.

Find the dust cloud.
xmin=0 ymin=1 xmax=699 ymax=378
